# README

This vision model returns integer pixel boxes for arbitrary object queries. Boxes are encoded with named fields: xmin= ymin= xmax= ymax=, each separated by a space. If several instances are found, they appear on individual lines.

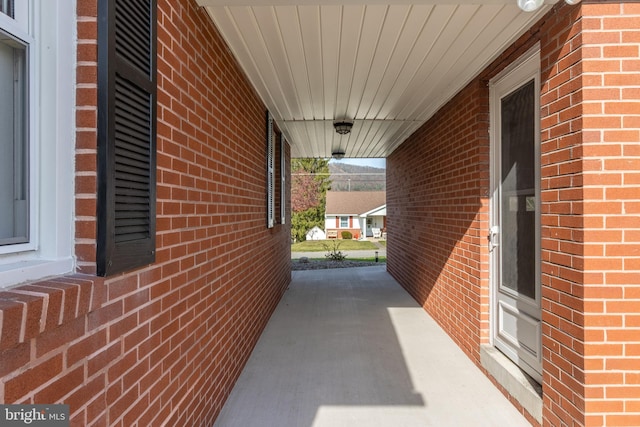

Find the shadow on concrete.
xmin=213 ymin=266 xmax=530 ymax=427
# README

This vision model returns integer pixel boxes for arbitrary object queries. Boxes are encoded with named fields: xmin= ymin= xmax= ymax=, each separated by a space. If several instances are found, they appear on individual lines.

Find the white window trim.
xmin=0 ymin=0 xmax=75 ymax=288
xmin=0 ymin=1 xmax=29 ymax=36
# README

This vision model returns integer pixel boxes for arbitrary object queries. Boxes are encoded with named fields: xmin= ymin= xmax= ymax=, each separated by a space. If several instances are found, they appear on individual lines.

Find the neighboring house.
xmin=361 ymin=204 xmax=387 ymax=238
xmin=325 ymin=191 xmax=386 ymax=239
xmin=306 ymin=226 xmax=326 ymax=241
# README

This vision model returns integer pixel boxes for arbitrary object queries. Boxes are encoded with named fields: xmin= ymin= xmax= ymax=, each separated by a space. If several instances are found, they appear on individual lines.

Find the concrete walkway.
xmin=213 ymin=266 xmax=531 ymax=427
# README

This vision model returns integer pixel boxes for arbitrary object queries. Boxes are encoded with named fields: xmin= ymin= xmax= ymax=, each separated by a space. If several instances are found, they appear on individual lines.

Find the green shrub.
xmin=341 ymin=231 xmax=353 ymax=240
xmin=322 ymin=240 xmax=346 ymax=261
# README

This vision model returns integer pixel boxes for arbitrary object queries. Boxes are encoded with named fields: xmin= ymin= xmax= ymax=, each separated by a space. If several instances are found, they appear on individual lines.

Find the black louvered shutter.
xmin=266 ymin=112 xmax=275 ymax=229
xmin=97 ymin=0 xmax=157 ymax=276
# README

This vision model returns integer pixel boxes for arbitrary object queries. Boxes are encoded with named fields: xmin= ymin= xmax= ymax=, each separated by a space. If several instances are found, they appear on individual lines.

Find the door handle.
xmin=488 ymin=225 xmax=499 ymax=252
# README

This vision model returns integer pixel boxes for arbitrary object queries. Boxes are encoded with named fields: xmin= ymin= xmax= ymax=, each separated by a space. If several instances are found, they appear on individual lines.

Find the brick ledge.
xmin=0 ymin=274 xmax=105 ymax=351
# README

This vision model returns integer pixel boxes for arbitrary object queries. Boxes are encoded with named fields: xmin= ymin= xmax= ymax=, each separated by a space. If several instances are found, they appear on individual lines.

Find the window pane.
xmin=500 ymin=80 xmax=535 ymax=299
xmin=0 ymin=35 xmax=28 ymax=245
xmin=340 ymin=217 xmax=348 ymax=228
xmin=0 ymin=0 xmax=14 ymax=18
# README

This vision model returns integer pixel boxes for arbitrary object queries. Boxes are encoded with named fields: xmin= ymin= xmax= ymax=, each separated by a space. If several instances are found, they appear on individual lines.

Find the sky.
xmin=329 ymin=158 xmax=386 ymax=168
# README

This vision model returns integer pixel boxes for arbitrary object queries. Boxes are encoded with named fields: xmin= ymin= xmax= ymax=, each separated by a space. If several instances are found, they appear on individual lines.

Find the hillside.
xmin=328 ymin=163 xmax=386 ymax=191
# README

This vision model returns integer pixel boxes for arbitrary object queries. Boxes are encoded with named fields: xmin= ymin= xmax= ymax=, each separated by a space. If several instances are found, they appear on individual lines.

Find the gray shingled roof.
xmin=325 ymin=191 xmax=386 ymax=215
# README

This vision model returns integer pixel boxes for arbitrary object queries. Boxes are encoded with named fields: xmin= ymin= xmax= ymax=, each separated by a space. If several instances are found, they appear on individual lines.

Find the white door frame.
xmin=489 ymin=44 xmax=542 ymax=383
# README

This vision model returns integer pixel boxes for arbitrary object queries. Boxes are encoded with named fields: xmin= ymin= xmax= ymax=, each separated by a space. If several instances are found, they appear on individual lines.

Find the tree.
xmin=291 ymin=158 xmax=331 ymax=242
xmin=291 ymin=171 xmax=321 ymax=212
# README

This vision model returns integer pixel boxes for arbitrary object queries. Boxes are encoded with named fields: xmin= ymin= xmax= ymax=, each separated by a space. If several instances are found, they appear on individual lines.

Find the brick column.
xmin=580 ymin=3 xmax=640 ymax=426
xmin=540 ymin=2 xmax=640 ymax=426
xmin=539 ymin=1 xmax=586 ymax=424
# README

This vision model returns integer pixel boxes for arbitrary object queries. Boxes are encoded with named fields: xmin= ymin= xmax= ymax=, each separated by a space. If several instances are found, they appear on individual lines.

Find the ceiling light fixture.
xmin=333 ymin=121 xmax=353 ymax=135
xmin=565 ymin=0 xmax=581 ymax=5
xmin=332 ymin=150 xmax=345 ymax=160
xmin=517 ymin=0 xmax=543 ymax=12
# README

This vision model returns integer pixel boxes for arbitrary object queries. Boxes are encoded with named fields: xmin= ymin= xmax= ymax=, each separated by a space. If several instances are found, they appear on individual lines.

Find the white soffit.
xmin=196 ymin=0 xmax=558 ymax=158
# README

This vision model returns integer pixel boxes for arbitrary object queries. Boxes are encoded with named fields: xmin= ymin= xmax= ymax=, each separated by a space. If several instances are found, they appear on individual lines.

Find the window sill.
xmin=0 ymin=258 xmax=75 ymax=289
xmin=480 ymin=345 xmax=542 ymax=424
xmin=0 ymin=268 xmax=103 ymax=351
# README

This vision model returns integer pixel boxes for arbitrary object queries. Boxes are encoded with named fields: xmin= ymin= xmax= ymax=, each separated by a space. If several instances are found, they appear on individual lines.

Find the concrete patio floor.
xmin=213 ymin=266 xmax=531 ymax=427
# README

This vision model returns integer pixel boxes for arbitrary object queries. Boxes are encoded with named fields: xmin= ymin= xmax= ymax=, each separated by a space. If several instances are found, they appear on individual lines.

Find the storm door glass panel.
xmin=0 ymin=1 xmax=14 ymax=18
xmin=500 ymin=80 xmax=535 ymax=299
xmin=0 ymin=34 xmax=28 ymax=245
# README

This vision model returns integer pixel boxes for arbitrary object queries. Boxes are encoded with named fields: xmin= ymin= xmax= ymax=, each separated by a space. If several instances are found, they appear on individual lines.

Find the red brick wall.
xmin=76 ymin=0 xmax=99 ymax=273
xmin=578 ymin=3 xmax=640 ymax=426
xmin=387 ymin=77 xmax=491 ymax=361
xmin=386 ymin=24 xmax=546 ymax=369
xmin=0 ymin=1 xmax=291 ymax=426
xmin=540 ymin=2 xmax=640 ymax=426
xmin=387 ymin=1 xmax=640 ymax=426
xmin=539 ymin=2 xmax=587 ymax=425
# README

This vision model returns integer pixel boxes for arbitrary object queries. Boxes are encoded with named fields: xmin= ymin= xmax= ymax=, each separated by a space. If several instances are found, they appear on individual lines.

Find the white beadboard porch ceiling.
xmin=196 ymin=0 xmax=558 ymax=158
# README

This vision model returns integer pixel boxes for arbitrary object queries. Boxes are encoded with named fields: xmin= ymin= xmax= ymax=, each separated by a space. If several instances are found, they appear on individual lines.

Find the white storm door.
xmin=490 ymin=48 xmax=542 ymax=383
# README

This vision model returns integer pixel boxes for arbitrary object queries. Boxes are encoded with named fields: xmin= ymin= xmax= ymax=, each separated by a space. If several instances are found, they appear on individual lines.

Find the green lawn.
xmin=291 ymin=240 xmax=379 ymax=252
